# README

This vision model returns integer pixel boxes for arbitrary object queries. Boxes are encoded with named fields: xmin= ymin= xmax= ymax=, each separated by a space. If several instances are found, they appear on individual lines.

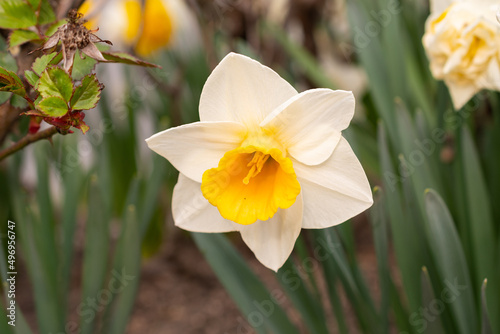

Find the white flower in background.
xmin=146 ymin=53 xmax=373 ymax=271
xmin=80 ymin=0 xmax=201 ymax=56
xmin=423 ymin=0 xmax=500 ymax=109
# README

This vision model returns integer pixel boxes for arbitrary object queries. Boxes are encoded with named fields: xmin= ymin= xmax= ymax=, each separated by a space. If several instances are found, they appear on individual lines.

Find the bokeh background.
xmin=1 ymin=0 xmax=499 ymax=333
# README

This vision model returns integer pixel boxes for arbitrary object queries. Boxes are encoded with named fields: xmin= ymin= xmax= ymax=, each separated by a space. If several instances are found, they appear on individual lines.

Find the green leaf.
xmin=276 ymin=259 xmax=329 ymax=334
xmin=424 ymin=189 xmax=477 ymax=334
xmin=482 ymin=280 xmax=493 ymax=334
xmin=0 ymin=0 xmax=37 ymax=29
xmin=370 ymin=187 xmax=390 ymax=333
xmin=103 ymin=180 xmax=142 ymax=334
xmin=80 ymin=175 xmax=111 ymax=334
xmin=37 ymin=96 xmax=68 ymax=117
xmin=0 ymin=51 xmax=18 ymax=72
xmin=36 ymin=67 xmax=73 ymax=101
xmin=101 ymin=52 xmax=161 ymax=68
xmin=37 ymin=0 xmax=56 ymax=25
xmin=0 ymin=67 xmax=26 ymax=96
xmin=32 ymin=52 xmax=58 ymax=75
xmin=24 ymin=70 xmax=39 ymax=87
xmin=421 ymin=267 xmax=445 ymax=334
xmin=460 ymin=125 xmax=499 ymax=332
xmin=72 ymin=50 xmax=97 ymax=80
xmin=70 ymin=74 xmax=101 ymax=110
xmin=8 ymin=29 xmax=39 ymax=48
xmin=193 ymin=233 xmax=300 ymax=334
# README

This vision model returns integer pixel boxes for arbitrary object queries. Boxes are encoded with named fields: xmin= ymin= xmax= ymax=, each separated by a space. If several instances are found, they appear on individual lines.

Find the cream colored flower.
xmin=146 ymin=53 xmax=373 ymax=271
xmin=423 ymin=0 xmax=500 ymax=109
xmin=80 ymin=0 xmax=201 ymax=57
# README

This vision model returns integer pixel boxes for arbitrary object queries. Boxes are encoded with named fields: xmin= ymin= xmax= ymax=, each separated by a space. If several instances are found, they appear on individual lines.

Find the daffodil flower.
xmin=423 ymin=0 xmax=500 ymax=109
xmin=146 ymin=53 xmax=373 ymax=271
xmin=80 ymin=0 xmax=200 ymax=56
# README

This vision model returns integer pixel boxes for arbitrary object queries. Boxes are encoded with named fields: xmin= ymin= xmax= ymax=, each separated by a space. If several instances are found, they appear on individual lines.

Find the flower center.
xmin=201 ymin=146 xmax=301 ymax=225
xmin=243 ymin=151 xmax=270 ymax=184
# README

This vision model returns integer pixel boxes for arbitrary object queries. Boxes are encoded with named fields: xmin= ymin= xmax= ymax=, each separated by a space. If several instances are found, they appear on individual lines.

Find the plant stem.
xmin=0 ymin=126 xmax=59 ymax=161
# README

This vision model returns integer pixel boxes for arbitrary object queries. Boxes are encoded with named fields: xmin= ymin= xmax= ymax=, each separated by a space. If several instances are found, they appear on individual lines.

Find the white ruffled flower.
xmin=423 ymin=0 xmax=500 ymax=109
xmin=146 ymin=53 xmax=373 ymax=271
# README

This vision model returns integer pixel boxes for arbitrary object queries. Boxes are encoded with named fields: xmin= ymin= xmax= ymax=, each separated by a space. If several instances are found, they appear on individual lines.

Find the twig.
xmin=0 ymin=127 xmax=59 ymax=162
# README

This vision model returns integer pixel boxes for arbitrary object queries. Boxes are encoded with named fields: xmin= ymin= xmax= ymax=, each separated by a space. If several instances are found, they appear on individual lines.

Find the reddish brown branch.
xmin=0 ymin=126 xmax=59 ymax=161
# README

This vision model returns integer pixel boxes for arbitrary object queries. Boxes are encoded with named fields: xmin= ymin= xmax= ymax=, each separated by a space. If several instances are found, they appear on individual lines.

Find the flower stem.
xmin=0 ymin=126 xmax=59 ymax=162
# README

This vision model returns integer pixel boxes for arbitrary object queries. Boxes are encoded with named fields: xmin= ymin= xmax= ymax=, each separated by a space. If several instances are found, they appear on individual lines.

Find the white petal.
xmin=445 ymin=79 xmax=479 ymax=110
xmin=238 ymin=193 xmax=303 ymax=271
xmin=145 ymin=121 xmax=246 ymax=183
xmin=293 ymin=137 xmax=373 ymax=229
xmin=199 ymin=53 xmax=298 ymax=126
xmin=261 ymin=89 xmax=354 ymax=166
xmin=172 ymin=174 xmax=238 ymax=232
xmin=430 ymin=0 xmax=456 ymax=14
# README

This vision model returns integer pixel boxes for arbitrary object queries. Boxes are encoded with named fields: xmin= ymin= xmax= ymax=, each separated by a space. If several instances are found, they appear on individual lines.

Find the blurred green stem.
xmin=0 ymin=126 xmax=58 ymax=161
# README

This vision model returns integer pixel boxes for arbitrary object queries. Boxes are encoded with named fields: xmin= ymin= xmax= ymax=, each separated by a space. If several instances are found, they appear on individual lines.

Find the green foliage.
xmin=70 ymin=74 xmax=101 ymax=110
xmin=0 ymin=0 xmax=37 ymax=29
xmin=0 ymin=67 xmax=26 ymax=96
xmin=36 ymin=67 xmax=73 ymax=102
xmin=32 ymin=52 xmax=60 ymax=76
xmin=36 ymin=96 xmax=68 ymax=117
xmin=8 ymin=29 xmax=40 ymax=48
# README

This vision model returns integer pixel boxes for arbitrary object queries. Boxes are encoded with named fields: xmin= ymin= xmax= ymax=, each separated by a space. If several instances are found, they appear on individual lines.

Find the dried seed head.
xmin=36 ymin=9 xmax=112 ymax=73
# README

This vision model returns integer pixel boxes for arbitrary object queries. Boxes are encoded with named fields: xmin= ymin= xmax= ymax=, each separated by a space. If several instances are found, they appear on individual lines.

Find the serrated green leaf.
xmin=8 ymin=29 xmax=39 ymax=48
xmin=0 ymin=67 xmax=26 ymax=96
xmin=72 ymin=50 xmax=97 ymax=80
xmin=32 ymin=52 xmax=58 ymax=75
xmin=37 ymin=96 xmax=68 ymax=117
xmin=24 ymin=70 xmax=39 ymax=87
xmin=0 ymin=0 xmax=37 ymax=29
xmin=101 ymin=52 xmax=160 ymax=68
xmin=36 ymin=67 xmax=73 ymax=101
xmin=37 ymin=0 xmax=56 ymax=25
xmin=70 ymin=74 xmax=101 ymax=110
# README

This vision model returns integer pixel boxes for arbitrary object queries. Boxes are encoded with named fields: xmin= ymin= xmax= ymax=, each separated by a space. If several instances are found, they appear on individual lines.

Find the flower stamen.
xmin=243 ymin=151 xmax=270 ymax=184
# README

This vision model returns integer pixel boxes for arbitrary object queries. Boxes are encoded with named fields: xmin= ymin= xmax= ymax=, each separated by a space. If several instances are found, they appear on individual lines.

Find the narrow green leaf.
xmin=101 ymin=52 xmax=160 ymax=68
xmin=70 ymin=74 xmax=101 ymax=110
xmin=37 ymin=96 xmax=68 ymax=117
xmin=8 ymin=29 xmax=39 ymax=48
xmin=421 ymin=267 xmax=445 ymax=334
xmin=106 ymin=205 xmax=141 ymax=334
xmin=424 ymin=189 xmax=477 ymax=334
xmin=193 ymin=233 xmax=300 ymax=334
xmin=460 ymin=126 xmax=499 ymax=332
xmin=378 ymin=122 xmax=423 ymax=312
xmin=36 ymin=67 xmax=73 ymax=101
xmin=313 ymin=228 xmax=380 ymax=333
xmin=481 ymin=280 xmax=493 ymax=334
xmin=32 ymin=52 xmax=58 ymax=75
xmin=0 ymin=235 xmax=33 ymax=334
xmin=80 ymin=175 xmax=110 ymax=334
xmin=0 ymin=67 xmax=26 ymax=96
xmin=370 ymin=187 xmax=390 ymax=333
xmin=24 ymin=70 xmax=38 ymax=87
xmin=276 ymin=259 xmax=329 ymax=334
xmin=0 ymin=0 xmax=37 ymax=29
